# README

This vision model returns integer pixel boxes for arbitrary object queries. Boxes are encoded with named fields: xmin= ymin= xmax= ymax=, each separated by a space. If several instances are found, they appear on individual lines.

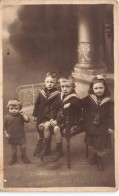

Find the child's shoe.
xmin=21 ymin=154 xmax=31 ymax=164
xmin=97 ymin=156 xmax=104 ymax=171
xmin=8 ymin=154 xmax=17 ymax=165
xmin=89 ymin=153 xmax=97 ymax=165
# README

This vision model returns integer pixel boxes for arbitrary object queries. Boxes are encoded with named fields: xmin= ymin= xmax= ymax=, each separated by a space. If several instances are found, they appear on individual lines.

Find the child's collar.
xmin=41 ymin=88 xmax=59 ymax=99
xmin=89 ymin=94 xmax=111 ymax=106
xmin=61 ymin=91 xmax=79 ymax=102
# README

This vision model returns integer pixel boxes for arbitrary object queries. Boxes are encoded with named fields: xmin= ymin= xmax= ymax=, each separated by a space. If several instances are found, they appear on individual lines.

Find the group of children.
xmin=4 ymin=72 xmax=114 ymax=171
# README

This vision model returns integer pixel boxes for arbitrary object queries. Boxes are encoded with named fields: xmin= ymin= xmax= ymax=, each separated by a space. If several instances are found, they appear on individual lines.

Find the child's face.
xmin=93 ymin=82 xmax=105 ymax=97
xmin=45 ymin=76 xmax=57 ymax=90
xmin=61 ymin=81 xmax=73 ymax=96
xmin=9 ymin=105 xmax=20 ymax=116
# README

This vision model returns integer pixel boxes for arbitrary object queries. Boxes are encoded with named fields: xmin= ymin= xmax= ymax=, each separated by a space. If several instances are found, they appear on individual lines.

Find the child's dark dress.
xmin=82 ymin=94 xmax=114 ymax=151
xmin=4 ymin=113 xmax=29 ymax=145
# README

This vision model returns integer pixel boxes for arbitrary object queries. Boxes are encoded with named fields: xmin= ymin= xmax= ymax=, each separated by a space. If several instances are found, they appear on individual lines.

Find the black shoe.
xmin=21 ymin=154 xmax=31 ymax=164
xmin=8 ymin=154 xmax=17 ymax=165
xmin=33 ymin=140 xmax=43 ymax=156
xmin=89 ymin=153 xmax=97 ymax=165
xmin=97 ymin=156 xmax=104 ymax=171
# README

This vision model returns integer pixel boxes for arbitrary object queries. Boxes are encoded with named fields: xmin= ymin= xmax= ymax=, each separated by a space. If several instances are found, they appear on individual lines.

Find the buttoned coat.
xmin=82 ymin=94 xmax=114 ymax=136
xmin=33 ymin=88 xmax=60 ymax=127
xmin=56 ymin=91 xmax=82 ymax=128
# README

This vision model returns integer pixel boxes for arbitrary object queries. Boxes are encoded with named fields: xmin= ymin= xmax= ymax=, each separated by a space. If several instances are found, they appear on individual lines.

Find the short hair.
xmin=59 ymin=76 xmax=75 ymax=88
xmin=88 ymin=75 xmax=110 ymax=97
xmin=45 ymin=72 xmax=57 ymax=80
xmin=7 ymin=98 xmax=22 ymax=110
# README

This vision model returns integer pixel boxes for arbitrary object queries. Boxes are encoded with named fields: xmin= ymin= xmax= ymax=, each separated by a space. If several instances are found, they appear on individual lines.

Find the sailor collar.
xmin=61 ymin=92 xmax=79 ymax=103
xmin=40 ymin=89 xmax=60 ymax=100
xmin=89 ymin=94 xmax=111 ymax=106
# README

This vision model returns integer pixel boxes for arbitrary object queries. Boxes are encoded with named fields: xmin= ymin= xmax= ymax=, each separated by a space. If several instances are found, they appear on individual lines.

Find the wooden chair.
xmin=62 ymin=113 xmax=88 ymax=169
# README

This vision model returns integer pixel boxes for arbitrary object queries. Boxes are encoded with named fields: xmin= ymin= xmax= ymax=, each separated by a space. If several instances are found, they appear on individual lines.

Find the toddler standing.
xmin=4 ymin=99 xmax=30 ymax=165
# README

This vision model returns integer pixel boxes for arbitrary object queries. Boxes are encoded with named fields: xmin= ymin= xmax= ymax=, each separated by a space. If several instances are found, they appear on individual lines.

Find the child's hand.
xmin=20 ymin=111 xmax=29 ymax=122
xmin=33 ymin=117 xmax=37 ymax=122
xmin=38 ymin=123 xmax=44 ymax=130
xmin=50 ymin=120 xmax=57 ymax=127
xmin=71 ymin=126 xmax=78 ymax=133
xmin=63 ymin=103 xmax=70 ymax=109
xmin=20 ymin=110 xmax=25 ymax=115
xmin=108 ymin=128 xmax=114 ymax=134
xmin=5 ymin=133 xmax=10 ymax=138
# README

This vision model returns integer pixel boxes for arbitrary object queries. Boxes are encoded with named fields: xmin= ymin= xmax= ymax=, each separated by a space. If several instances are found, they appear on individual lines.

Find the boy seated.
xmin=32 ymin=72 xmax=60 ymax=157
xmin=40 ymin=76 xmax=82 ymax=162
xmin=4 ymin=99 xmax=30 ymax=165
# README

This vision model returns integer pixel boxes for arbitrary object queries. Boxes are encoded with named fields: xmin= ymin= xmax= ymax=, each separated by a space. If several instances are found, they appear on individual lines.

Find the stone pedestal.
xmin=72 ymin=5 xmax=113 ymax=98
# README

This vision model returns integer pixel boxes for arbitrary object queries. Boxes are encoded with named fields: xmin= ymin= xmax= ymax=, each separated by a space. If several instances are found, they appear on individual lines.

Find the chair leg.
xmin=86 ymin=144 xmax=88 ymax=158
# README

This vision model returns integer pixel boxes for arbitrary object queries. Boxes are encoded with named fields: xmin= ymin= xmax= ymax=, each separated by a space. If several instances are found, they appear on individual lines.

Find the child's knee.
xmin=54 ymin=126 xmax=60 ymax=134
xmin=44 ymin=121 xmax=51 ymax=129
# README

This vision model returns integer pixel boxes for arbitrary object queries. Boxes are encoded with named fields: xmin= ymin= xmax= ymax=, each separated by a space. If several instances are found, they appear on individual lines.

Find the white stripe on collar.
xmin=41 ymin=89 xmax=59 ymax=100
xmin=41 ymin=89 xmax=47 ymax=98
xmin=90 ymin=94 xmax=111 ymax=106
xmin=100 ymin=97 xmax=111 ymax=106
xmin=49 ymin=91 xmax=60 ymax=97
xmin=61 ymin=93 xmax=79 ymax=103
xmin=48 ymin=91 xmax=60 ymax=100
xmin=90 ymin=94 xmax=98 ymax=105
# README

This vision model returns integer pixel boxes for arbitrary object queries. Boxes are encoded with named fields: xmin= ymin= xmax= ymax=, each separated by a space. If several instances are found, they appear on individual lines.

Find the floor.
xmin=3 ymin=121 xmax=115 ymax=188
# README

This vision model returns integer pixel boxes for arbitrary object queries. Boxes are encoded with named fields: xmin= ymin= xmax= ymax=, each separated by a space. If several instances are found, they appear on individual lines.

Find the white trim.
xmin=48 ymin=91 xmax=60 ymax=100
xmin=90 ymin=94 xmax=111 ymax=106
xmin=100 ymin=97 xmax=111 ymax=106
xmin=50 ymin=91 xmax=60 ymax=97
xmin=63 ymin=93 xmax=79 ymax=103
xmin=90 ymin=94 xmax=98 ymax=105
xmin=41 ymin=89 xmax=60 ymax=100
xmin=40 ymin=90 xmax=47 ymax=99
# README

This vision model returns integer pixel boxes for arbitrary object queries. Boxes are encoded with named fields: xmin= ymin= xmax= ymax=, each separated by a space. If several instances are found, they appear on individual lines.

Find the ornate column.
xmin=104 ymin=5 xmax=114 ymax=72
xmin=72 ymin=5 xmax=108 ymax=97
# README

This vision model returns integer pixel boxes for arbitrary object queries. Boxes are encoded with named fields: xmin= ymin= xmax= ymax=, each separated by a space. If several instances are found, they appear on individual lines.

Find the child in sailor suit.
xmin=41 ymin=76 xmax=82 ymax=162
xmin=32 ymin=72 xmax=60 ymax=157
xmin=82 ymin=75 xmax=114 ymax=171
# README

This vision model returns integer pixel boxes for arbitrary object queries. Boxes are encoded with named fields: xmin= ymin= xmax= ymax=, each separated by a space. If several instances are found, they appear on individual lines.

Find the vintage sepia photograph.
xmin=0 ymin=0 xmax=118 ymax=192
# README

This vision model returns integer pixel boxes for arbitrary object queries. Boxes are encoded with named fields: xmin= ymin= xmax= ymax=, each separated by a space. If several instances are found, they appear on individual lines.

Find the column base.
xmin=72 ymin=67 xmax=114 ymax=99
xmin=74 ymin=66 xmax=107 ymax=75
xmin=72 ymin=66 xmax=107 ymax=83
